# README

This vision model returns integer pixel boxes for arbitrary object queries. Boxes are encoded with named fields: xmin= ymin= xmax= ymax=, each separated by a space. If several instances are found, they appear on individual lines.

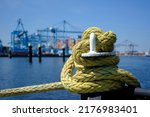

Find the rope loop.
xmin=61 ymin=27 xmax=140 ymax=93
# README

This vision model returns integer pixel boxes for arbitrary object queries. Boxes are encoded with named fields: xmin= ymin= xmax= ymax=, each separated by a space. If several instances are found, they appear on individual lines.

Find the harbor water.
xmin=0 ymin=56 xmax=150 ymax=100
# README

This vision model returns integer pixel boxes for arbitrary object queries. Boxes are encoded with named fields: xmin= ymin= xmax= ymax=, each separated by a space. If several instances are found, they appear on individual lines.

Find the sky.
xmin=0 ymin=0 xmax=150 ymax=51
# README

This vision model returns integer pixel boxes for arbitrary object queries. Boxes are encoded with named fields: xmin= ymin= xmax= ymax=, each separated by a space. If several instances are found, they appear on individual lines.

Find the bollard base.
xmin=81 ymin=86 xmax=135 ymax=100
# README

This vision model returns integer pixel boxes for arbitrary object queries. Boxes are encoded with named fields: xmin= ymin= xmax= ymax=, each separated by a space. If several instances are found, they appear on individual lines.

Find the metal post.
xmin=134 ymin=88 xmax=150 ymax=99
xmin=81 ymin=87 xmax=150 ymax=100
xmin=38 ymin=44 xmax=42 ymax=63
xmin=28 ymin=43 xmax=32 ymax=63
xmin=81 ymin=86 xmax=135 ymax=100
xmin=8 ymin=48 xmax=12 ymax=58
xmin=62 ymin=48 xmax=65 ymax=62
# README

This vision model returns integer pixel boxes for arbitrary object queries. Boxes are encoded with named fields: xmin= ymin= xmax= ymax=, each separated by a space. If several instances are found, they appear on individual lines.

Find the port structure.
xmin=10 ymin=19 xmax=139 ymax=56
xmin=11 ymin=18 xmax=28 ymax=55
xmin=28 ymin=20 xmax=82 ymax=55
xmin=115 ymin=40 xmax=138 ymax=55
xmin=10 ymin=19 xmax=82 ymax=55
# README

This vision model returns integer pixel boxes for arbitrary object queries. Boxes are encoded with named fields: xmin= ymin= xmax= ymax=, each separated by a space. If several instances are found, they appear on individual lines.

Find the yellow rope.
xmin=0 ymin=27 xmax=140 ymax=97
xmin=61 ymin=27 xmax=140 ymax=93
xmin=0 ymin=82 xmax=64 ymax=97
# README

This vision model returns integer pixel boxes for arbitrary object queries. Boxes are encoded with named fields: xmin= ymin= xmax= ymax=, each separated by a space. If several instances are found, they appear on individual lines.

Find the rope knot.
xmin=61 ymin=27 xmax=140 ymax=94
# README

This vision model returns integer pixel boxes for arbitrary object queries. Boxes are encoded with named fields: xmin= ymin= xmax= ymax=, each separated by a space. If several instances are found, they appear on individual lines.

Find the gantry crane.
xmin=10 ymin=19 xmax=82 ymax=55
xmin=29 ymin=20 xmax=82 ymax=54
xmin=36 ymin=20 xmax=82 ymax=45
xmin=115 ymin=40 xmax=138 ymax=55
xmin=11 ymin=18 xmax=28 ymax=53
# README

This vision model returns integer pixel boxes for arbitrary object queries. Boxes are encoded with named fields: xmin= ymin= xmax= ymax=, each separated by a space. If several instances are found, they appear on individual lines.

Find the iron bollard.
xmin=28 ymin=43 xmax=32 ymax=63
xmin=8 ymin=48 xmax=12 ymax=58
xmin=62 ymin=48 xmax=65 ymax=62
xmin=81 ymin=87 xmax=150 ymax=100
xmin=38 ymin=44 xmax=42 ymax=63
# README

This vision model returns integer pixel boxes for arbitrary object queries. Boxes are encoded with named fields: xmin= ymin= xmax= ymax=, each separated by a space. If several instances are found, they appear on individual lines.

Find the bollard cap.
xmin=82 ymin=51 xmax=115 ymax=57
xmin=81 ymin=33 xmax=115 ymax=57
xmin=28 ymin=43 xmax=32 ymax=46
xmin=38 ymin=44 xmax=41 ymax=48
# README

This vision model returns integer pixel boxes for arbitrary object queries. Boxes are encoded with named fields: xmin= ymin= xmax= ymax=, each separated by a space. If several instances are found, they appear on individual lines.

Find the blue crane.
xmin=11 ymin=18 xmax=28 ymax=54
xmin=34 ymin=20 xmax=83 ymax=55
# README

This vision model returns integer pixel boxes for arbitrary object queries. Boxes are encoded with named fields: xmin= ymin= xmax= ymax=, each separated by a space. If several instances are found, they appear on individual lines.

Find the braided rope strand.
xmin=0 ymin=82 xmax=63 ymax=97
xmin=61 ymin=27 xmax=140 ymax=93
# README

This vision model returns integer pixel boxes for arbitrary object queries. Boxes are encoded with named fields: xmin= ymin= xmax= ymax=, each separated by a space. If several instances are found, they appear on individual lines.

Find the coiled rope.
xmin=0 ymin=27 xmax=140 ymax=97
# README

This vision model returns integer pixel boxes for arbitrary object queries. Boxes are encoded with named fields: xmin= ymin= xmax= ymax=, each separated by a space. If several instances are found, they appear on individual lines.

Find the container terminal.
xmin=0 ymin=19 xmax=82 ymax=57
xmin=0 ymin=19 xmax=149 ymax=57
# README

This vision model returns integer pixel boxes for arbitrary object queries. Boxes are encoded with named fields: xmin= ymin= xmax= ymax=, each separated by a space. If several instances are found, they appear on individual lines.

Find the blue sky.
xmin=0 ymin=0 xmax=150 ymax=51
